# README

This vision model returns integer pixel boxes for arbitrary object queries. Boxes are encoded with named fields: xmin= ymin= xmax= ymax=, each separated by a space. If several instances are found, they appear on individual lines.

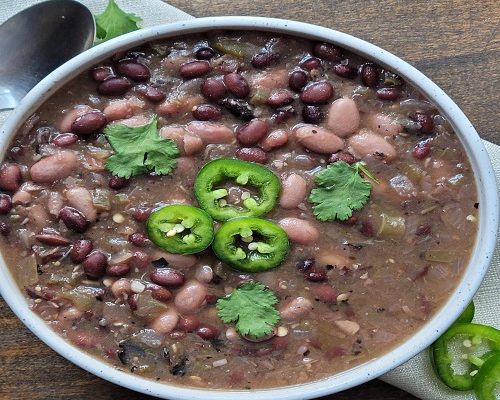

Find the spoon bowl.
xmin=0 ymin=0 xmax=94 ymax=110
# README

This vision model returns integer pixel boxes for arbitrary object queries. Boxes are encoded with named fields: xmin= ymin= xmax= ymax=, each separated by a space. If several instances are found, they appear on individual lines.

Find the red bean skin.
xmin=179 ymin=60 xmax=210 ymax=79
xmin=376 ymin=87 xmax=401 ymax=101
xmin=300 ymin=57 xmax=321 ymax=71
xmin=0 ymin=194 xmax=12 ymax=214
xmin=251 ymin=52 xmax=278 ymax=69
xmin=59 ymin=207 xmax=89 ymax=233
xmin=140 ymin=86 xmax=166 ymax=103
xmin=71 ymin=112 xmax=107 ymax=135
xmin=150 ymin=286 xmax=173 ymax=303
xmin=52 ymin=133 xmax=78 ymax=147
xmin=106 ymin=263 xmax=130 ymax=277
xmin=90 ymin=66 xmax=114 ymax=82
xmin=235 ymin=148 xmax=268 ymax=164
xmin=267 ymin=90 xmax=294 ymax=108
xmin=128 ymin=232 xmax=150 ymax=247
xmin=178 ymin=315 xmax=200 ymax=332
xmin=223 ymin=73 xmax=250 ymax=99
xmin=195 ymin=47 xmax=215 ymax=60
xmin=201 ymin=79 xmax=226 ymax=102
xmin=412 ymin=142 xmax=431 ymax=159
xmin=235 ymin=119 xmax=268 ymax=146
xmin=150 ymin=268 xmax=185 ymax=287
xmin=333 ymin=64 xmax=357 ymax=79
xmin=196 ymin=325 xmax=220 ymax=340
xmin=192 ymin=104 xmax=222 ymax=121
xmin=82 ymin=251 xmax=108 ymax=280
xmin=289 ymin=70 xmax=308 ymax=92
xmin=300 ymin=81 xmax=334 ymax=105
xmin=412 ymin=112 xmax=435 ymax=134
xmin=0 ymin=163 xmax=22 ymax=192
xmin=131 ymin=206 xmax=152 ymax=222
xmin=108 ymin=176 xmax=129 ymax=190
xmin=302 ymin=105 xmax=324 ymax=124
xmin=313 ymin=42 xmax=343 ymax=61
xmin=70 ymin=239 xmax=94 ymax=263
xmin=305 ymin=268 xmax=327 ymax=282
xmin=361 ymin=63 xmax=380 ymax=87
xmin=116 ymin=60 xmax=150 ymax=82
xmin=97 ymin=77 xmax=131 ymax=96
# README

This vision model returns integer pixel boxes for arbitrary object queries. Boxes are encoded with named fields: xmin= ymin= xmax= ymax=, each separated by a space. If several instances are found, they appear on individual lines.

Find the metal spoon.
xmin=0 ymin=0 xmax=95 ymax=111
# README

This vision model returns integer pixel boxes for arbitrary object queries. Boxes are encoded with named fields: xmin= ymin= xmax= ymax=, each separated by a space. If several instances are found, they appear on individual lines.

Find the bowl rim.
xmin=0 ymin=16 xmax=498 ymax=400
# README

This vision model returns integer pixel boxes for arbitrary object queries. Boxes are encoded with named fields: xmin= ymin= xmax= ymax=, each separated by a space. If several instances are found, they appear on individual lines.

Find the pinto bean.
xmin=313 ymin=42 xmax=343 ymax=61
xmin=28 ymin=205 xmax=50 ymax=228
xmin=300 ymin=81 xmax=334 ymax=105
xmin=70 ymin=239 xmax=93 ymax=263
xmin=150 ymin=309 xmax=179 ymax=334
xmin=0 ymin=194 xmax=12 ymax=214
xmin=52 ymin=133 xmax=78 ymax=147
xmin=12 ymin=190 xmax=31 ymax=205
xmin=192 ymin=104 xmax=222 ymax=121
xmin=361 ymin=63 xmax=380 ymax=87
xmin=279 ymin=217 xmax=319 ymax=245
xmin=194 ymin=265 xmax=213 ymax=283
xmin=150 ymin=268 xmax=185 ymax=287
xmin=328 ymin=151 xmax=356 ymax=164
xmin=200 ymin=78 xmax=226 ymax=102
xmin=0 ymin=163 xmax=22 ymax=192
xmin=106 ymin=263 xmax=130 ymax=277
xmin=103 ymin=97 xmax=144 ymax=122
xmin=186 ymin=121 xmax=233 ymax=144
xmin=326 ymin=98 xmax=360 ymax=137
xmin=348 ymin=129 xmax=397 ymax=161
xmin=259 ymin=129 xmax=288 ymax=151
xmin=179 ymin=60 xmax=210 ymax=78
xmin=110 ymin=278 xmax=131 ymax=298
xmin=116 ymin=60 xmax=150 ymax=82
xmin=97 ymin=77 xmax=131 ymax=96
xmin=150 ymin=286 xmax=173 ymax=303
xmin=364 ymin=113 xmax=402 ymax=136
xmin=279 ymin=174 xmax=307 ymax=209
xmin=223 ymin=73 xmax=250 ymax=98
xmin=65 ymin=187 xmax=97 ymax=222
xmin=183 ymin=134 xmax=204 ymax=156
xmin=235 ymin=147 xmax=267 ymax=164
xmin=174 ymin=280 xmax=207 ymax=314
xmin=279 ymin=297 xmax=314 ymax=322
xmin=30 ymin=151 xmax=78 ymax=183
xmin=267 ymin=89 xmax=294 ymax=108
xmin=295 ymin=125 xmax=344 ymax=154
xmin=71 ymin=111 xmax=107 ymax=135
xmin=289 ymin=70 xmax=308 ymax=92
xmin=58 ymin=206 xmax=89 ymax=233
xmin=82 ymin=251 xmax=108 ymax=280
xmin=235 ymin=119 xmax=268 ymax=146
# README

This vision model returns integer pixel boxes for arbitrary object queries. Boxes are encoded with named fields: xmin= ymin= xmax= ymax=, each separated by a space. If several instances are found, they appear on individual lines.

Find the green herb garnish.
xmin=104 ymin=115 xmax=179 ymax=178
xmin=216 ymin=281 xmax=280 ymax=339
xmin=308 ymin=161 xmax=373 ymax=221
xmin=95 ymin=0 xmax=142 ymax=45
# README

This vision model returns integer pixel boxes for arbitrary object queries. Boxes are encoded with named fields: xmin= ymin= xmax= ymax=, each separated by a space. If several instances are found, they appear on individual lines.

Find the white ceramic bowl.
xmin=0 ymin=16 xmax=498 ymax=400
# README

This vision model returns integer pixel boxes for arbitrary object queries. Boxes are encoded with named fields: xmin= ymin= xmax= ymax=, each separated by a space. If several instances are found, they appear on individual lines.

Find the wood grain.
xmin=1 ymin=1 xmax=498 ymax=399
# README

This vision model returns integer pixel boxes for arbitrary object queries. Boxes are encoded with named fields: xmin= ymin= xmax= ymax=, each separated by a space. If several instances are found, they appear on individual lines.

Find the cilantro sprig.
xmin=95 ymin=0 xmax=142 ymax=45
xmin=104 ymin=115 xmax=179 ymax=178
xmin=308 ymin=161 xmax=374 ymax=221
xmin=216 ymin=282 xmax=280 ymax=339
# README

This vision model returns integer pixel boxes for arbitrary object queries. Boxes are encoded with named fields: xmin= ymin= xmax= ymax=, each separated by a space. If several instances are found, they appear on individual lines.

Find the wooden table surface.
xmin=0 ymin=1 xmax=498 ymax=399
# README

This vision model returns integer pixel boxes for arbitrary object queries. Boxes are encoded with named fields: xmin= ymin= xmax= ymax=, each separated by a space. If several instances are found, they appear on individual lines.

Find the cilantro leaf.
xmin=308 ymin=161 xmax=372 ymax=221
xmin=216 ymin=282 xmax=280 ymax=339
xmin=94 ymin=0 xmax=142 ymax=45
xmin=104 ymin=115 xmax=179 ymax=178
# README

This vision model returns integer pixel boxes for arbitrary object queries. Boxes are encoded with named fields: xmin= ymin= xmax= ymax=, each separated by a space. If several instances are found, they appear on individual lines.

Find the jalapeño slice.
xmin=146 ymin=204 xmax=214 ymax=254
xmin=212 ymin=217 xmax=289 ymax=272
xmin=473 ymin=352 xmax=500 ymax=400
xmin=194 ymin=158 xmax=280 ymax=221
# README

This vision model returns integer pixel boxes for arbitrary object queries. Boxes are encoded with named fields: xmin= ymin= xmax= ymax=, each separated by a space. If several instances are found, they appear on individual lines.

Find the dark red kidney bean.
xmin=302 ymin=105 xmax=324 ymax=124
xmin=90 ymin=65 xmax=114 ymax=82
xmin=340 ymin=213 xmax=358 ymax=226
xmin=312 ymin=284 xmax=337 ymax=302
xmin=179 ymin=60 xmax=210 ymax=79
xmin=236 ymin=119 xmax=268 ymax=146
xmin=97 ymin=77 xmax=131 ymax=96
xmin=300 ymin=57 xmax=321 ymax=71
xmin=300 ymin=81 xmax=334 ymax=105
xmin=201 ymin=78 xmax=226 ymax=102
xmin=70 ymin=239 xmax=93 ymax=263
xmin=412 ymin=142 xmax=431 ymax=159
xmin=412 ymin=112 xmax=434 ymax=134
xmin=0 ymin=163 xmax=22 ymax=192
xmin=195 ymin=47 xmax=215 ymax=60
xmin=0 ymin=222 xmax=10 ymax=236
xmin=333 ymin=63 xmax=357 ymax=79
xmin=131 ymin=206 xmax=152 ymax=222
xmin=178 ymin=315 xmax=200 ymax=332
xmin=272 ymin=106 xmax=296 ymax=124
xmin=305 ymin=268 xmax=327 ymax=282
xmin=267 ymin=90 xmax=294 ymax=108
xmin=150 ymin=268 xmax=185 ymax=287
xmin=376 ymin=87 xmax=401 ymax=101
xmin=192 ymin=104 xmax=222 ymax=121
xmin=108 ymin=176 xmax=129 ymax=190
xmin=150 ymin=286 xmax=172 ymax=302
xmin=82 ymin=251 xmax=108 ymax=280
xmin=0 ymin=194 xmax=12 ymax=214
xmin=35 ymin=233 xmax=70 ymax=246
xmin=235 ymin=147 xmax=267 ymax=164
xmin=220 ymin=98 xmax=254 ymax=121
xmin=59 ymin=207 xmax=89 ymax=233
xmin=251 ymin=52 xmax=278 ymax=69
xmin=223 ymin=73 xmax=250 ymax=99
xmin=313 ymin=42 xmax=343 ymax=61
xmin=359 ymin=220 xmax=375 ymax=237
xmin=196 ymin=325 xmax=220 ymax=340
xmin=116 ymin=60 xmax=150 ymax=82
xmin=52 ymin=133 xmax=78 ymax=147
xmin=71 ymin=111 xmax=107 ymax=135
xmin=128 ymin=232 xmax=150 ymax=247
xmin=328 ymin=151 xmax=356 ymax=164
xmin=140 ymin=86 xmax=166 ymax=103
xmin=106 ymin=263 xmax=130 ymax=277
xmin=361 ymin=63 xmax=380 ymax=87
xmin=296 ymin=258 xmax=315 ymax=272
xmin=289 ymin=70 xmax=308 ymax=92
xmin=132 ymin=250 xmax=149 ymax=269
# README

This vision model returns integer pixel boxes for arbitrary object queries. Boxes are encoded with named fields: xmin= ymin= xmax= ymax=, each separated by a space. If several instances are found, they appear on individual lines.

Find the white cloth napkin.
xmin=1 ymin=2 xmax=498 ymax=399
